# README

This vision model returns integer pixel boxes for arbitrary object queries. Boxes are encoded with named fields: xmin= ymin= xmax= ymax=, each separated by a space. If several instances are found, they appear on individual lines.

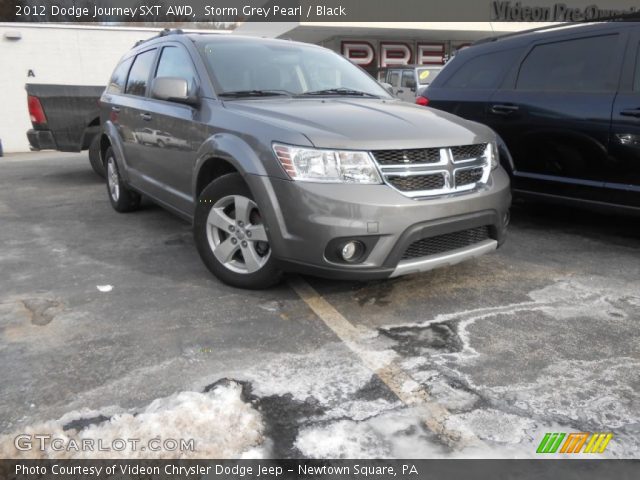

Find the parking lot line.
xmin=288 ymin=275 xmax=478 ymax=448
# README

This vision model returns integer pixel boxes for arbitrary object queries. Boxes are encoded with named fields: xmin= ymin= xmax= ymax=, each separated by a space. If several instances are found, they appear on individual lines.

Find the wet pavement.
xmin=0 ymin=152 xmax=638 ymax=458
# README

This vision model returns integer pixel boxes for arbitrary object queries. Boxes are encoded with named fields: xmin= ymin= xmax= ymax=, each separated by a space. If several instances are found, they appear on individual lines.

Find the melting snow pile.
xmin=0 ymin=381 xmax=264 ymax=459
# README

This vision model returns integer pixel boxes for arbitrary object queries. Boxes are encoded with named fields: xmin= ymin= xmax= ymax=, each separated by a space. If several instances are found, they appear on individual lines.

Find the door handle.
xmin=397 ymin=89 xmax=404 ymax=94
xmin=140 ymin=113 xmax=152 ymax=121
xmin=620 ymin=108 xmax=640 ymax=118
xmin=111 ymin=106 xmax=120 ymax=113
xmin=490 ymin=104 xmax=519 ymax=115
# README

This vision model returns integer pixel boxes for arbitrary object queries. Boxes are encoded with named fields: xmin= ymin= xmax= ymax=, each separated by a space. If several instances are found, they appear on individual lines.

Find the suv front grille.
xmin=387 ymin=173 xmax=445 ymax=192
xmin=401 ymin=226 xmax=491 ymax=260
xmin=455 ymin=167 xmax=484 ymax=187
xmin=451 ymin=144 xmax=487 ymax=161
xmin=371 ymin=143 xmax=489 ymax=198
xmin=372 ymin=148 xmax=440 ymax=165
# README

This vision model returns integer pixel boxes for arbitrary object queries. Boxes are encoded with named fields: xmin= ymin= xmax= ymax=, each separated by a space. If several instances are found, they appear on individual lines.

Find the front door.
xmin=141 ymin=44 xmax=209 ymax=214
xmin=609 ymin=27 xmax=640 ymax=206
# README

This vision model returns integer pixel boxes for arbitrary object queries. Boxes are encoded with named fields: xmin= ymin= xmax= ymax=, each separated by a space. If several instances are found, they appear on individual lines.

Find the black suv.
xmin=422 ymin=22 xmax=640 ymax=212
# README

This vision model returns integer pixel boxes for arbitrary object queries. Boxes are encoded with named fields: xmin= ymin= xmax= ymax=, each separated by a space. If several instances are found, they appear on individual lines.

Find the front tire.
xmin=105 ymin=147 xmax=141 ymax=213
xmin=194 ymin=173 xmax=282 ymax=289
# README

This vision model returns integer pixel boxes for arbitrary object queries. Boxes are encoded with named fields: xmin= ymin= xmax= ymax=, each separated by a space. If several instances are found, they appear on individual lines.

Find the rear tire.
xmin=194 ymin=173 xmax=282 ymax=289
xmin=105 ymin=147 xmax=141 ymax=213
xmin=88 ymin=136 xmax=105 ymax=178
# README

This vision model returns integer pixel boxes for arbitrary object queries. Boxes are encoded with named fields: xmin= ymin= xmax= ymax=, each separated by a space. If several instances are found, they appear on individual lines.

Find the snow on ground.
xmin=2 ymin=275 xmax=637 ymax=459
xmin=0 ymin=381 xmax=264 ymax=459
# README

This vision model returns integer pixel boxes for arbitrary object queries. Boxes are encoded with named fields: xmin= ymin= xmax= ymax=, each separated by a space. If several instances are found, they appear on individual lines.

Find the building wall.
xmin=0 ymin=24 xmax=222 ymax=153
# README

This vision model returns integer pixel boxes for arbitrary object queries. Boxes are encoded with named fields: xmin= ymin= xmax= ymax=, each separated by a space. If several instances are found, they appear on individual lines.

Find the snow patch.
xmin=0 ymin=382 xmax=264 ymax=459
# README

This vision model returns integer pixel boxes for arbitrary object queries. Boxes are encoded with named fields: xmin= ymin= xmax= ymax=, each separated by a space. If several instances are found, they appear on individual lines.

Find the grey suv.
xmin=99 ymin=30 xmax=511 ymax=289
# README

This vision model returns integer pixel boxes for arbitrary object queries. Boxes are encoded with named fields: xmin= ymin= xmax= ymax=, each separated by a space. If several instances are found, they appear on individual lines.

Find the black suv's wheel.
xmin=105 ymin=147 xmax=141 ymax=213
xmin=88 ymin=136 xmax=105 ymax=178
xmin=194 ymin=173 xmax=282 ymax=289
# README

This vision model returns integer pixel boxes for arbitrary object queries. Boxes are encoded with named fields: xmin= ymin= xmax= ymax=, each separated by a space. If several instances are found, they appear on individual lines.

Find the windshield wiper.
xmin=218 ymin=90 xmax=291 ymax=98
xmin=299 ymin=88 xmax=379 ymax=98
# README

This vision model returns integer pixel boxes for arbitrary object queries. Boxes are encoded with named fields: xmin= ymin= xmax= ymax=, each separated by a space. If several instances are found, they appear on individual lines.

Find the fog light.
xmin=341 ymin=241 xmax=364 ymax=262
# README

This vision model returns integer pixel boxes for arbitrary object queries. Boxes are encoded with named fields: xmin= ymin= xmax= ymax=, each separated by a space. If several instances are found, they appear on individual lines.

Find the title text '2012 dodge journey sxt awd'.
xmin=99 ymin=30 xmax=511 ymax=289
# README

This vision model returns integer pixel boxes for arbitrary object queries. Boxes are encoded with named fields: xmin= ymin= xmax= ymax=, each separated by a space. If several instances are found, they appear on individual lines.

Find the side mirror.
xmin=151 ymin=77 xmax=198 ymax=106
xmin=405 ymin=78 xmax=417 ymax=90
xmin=379 ymin=82 xmax=394 ymax=96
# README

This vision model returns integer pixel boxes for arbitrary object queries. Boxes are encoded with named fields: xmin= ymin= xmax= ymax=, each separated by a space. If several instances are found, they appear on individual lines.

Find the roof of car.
xmin=471 ymin=21 xmax=636 ymax=51
xmin=133 ymin=29 xmax=324 ymax=51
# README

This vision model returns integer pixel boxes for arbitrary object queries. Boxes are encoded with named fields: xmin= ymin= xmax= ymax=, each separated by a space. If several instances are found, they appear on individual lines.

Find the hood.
xmin=222 ymin=98 xmax=494 ymax=150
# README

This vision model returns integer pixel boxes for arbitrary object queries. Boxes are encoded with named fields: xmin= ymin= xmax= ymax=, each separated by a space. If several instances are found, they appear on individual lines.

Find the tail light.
xmin=415 ymin=96 xmax=429 ymax=106
xmin=28 ymin=95 xmax=47 ymax=126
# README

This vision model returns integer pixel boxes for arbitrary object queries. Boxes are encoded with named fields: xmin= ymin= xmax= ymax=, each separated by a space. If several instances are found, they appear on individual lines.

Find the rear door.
xmin=487 ymin=32 xmax=625 ymax=197
xmin=397 ymin=69 xmax=417 ymax=102
xmin=609 ymin=26 xmax=640 ymax=205
xmin=386 ymin=69 xmax=402 ymax=98
xmin=118 ymin=48 xmax=158 ymax=179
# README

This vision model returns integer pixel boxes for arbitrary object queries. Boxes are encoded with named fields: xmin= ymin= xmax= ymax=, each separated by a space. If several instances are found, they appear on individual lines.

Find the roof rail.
xmin=473 ymin=18 xmax=639 ymax=47
xmin=133 ymin=28 xmax=185 ymax=47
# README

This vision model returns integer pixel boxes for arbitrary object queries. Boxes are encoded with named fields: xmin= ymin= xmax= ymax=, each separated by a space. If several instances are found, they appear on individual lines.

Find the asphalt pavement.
xmin=0 ymin=152 xmax=638 ymax=459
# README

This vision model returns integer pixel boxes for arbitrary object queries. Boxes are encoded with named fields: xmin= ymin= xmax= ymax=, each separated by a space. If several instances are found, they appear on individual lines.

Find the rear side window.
xmin=125 ymin=49 xmax=156 ymax=96
xmin=107 ymin=57 xmax=133 ymax=94
xmin=401 ymin=70 xmax=415 ymax=87
xmin=517 ymin=35 xmax=618 ymax=92
xmin=388 ymin=69 xmax=401 ymax=87
xmin=155 ymin=46 xmax=198 ymax=84
xmin=443 ymin=49 xmax=518 ymax=89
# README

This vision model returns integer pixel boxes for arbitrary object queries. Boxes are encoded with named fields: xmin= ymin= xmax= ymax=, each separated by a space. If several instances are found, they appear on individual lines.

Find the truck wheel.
xmin=105 ymin=147 xmax=141 ymax=213
xmin=88 ymin=136 xmax=105 ymax=178
xmin=194 ymin=173 xmax=282 ymax=289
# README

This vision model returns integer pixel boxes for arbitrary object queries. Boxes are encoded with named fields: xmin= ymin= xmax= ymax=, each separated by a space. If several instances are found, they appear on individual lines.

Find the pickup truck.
xmin=25 ymin=83 xmax=105 ymax=176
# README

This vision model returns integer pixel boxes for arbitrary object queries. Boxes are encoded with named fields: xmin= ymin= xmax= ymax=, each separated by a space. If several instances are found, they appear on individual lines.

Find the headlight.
xmin=488 ymin=141 xmax=499 ymax=170
xmin=273 ymin=144 xmax=382 ymax=184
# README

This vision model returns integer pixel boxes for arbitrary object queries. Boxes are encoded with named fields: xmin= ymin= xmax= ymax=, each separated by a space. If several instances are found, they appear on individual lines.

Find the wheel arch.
xmin=192 ymin=133 xmax=269 ymax=200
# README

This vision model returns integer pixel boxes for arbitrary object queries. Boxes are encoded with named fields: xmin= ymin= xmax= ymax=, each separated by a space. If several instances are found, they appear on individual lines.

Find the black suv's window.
xmin=517 ymin=35 xmax=618 ymax=92
xmin=444 ymin=49 xmax=518 ymax=89
xmin=155 ymin=46 xmax=197 ymax=85
xmin=107 ymin=57 xmax=133 ymax=94
xmin=125 ymin=49 xmax=156 ymax=97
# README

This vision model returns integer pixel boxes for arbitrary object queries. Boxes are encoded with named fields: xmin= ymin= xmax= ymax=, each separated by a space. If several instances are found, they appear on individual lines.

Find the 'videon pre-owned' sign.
xmin=492 ymin=1 xmax=639 ymax=20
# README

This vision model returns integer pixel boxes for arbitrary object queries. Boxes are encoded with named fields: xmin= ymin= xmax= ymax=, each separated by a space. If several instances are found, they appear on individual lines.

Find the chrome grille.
xmin=387 ymin=174 xmax=445 ymax=192
xmin=402 ymin=226 xmax=491 ymax=260
xmin=451 ymin=144 xmax=487 ymax=161
xmin=455 ymin=167 xmax=484 ymax=187
xmin=372 ymin=143 xmax=490 ymax=198
xmin=372 ymin=148 xmax=440 ymax=165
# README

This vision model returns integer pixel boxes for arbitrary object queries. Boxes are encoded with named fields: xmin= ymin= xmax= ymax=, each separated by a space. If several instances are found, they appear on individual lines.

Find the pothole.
xmin=379 ymin=321 xmax=463 ymax=356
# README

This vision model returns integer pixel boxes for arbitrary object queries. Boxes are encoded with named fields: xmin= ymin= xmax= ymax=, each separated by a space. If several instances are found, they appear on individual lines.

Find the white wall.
xmin=0 ymin=24 xmax=225 ymax=153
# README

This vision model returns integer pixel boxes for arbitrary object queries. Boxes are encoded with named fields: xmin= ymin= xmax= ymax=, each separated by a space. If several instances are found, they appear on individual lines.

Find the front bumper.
xmin=27 ymin=129 xmax=57 ymax=151
xmin=246 ymin=167 xmax=511 ymax=280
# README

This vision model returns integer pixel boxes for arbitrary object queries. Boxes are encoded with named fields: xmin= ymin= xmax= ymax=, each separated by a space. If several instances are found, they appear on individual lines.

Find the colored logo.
xmin=536 ymin=432 xmax=613 ymax=454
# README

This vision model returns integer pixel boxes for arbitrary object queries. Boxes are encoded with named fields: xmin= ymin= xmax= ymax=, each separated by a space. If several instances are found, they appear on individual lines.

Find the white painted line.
xmin=288 ymin=275 xmax=479 ymax=448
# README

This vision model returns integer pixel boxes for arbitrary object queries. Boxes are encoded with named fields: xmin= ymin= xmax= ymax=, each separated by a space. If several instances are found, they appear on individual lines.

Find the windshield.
xmin=198 ymin=40 xmax=391 ymax=98
xmin=417 ymin=68 xmax=441 ymax=85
